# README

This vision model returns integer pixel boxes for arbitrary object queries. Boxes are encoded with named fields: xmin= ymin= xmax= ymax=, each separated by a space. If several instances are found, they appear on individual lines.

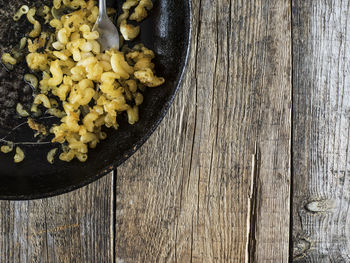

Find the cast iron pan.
xmin=0 ymin=0 xmax=192 ymax=199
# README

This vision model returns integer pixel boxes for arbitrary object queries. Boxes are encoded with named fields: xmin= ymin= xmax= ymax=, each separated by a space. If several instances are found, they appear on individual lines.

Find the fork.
xmin=92 ymin=0 xmax=120 ymax=51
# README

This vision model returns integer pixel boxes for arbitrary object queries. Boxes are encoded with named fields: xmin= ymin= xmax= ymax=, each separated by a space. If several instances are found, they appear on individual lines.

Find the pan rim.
xmin=0 ymin=0 xmax=193 ymax=200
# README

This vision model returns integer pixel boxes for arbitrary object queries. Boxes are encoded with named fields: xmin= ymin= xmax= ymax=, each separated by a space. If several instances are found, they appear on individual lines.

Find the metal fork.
xmin=92 ymin=0 xmax=120 ymax=51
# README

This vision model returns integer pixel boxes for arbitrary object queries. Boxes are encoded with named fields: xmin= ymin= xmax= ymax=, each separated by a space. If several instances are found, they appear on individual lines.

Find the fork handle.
xmin=99 ymin=0 xmax=108 ymax=18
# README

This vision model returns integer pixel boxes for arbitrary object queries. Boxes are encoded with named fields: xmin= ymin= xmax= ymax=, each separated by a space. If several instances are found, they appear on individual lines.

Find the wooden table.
xmin=1 ymin=0 xmax=349 ymax=262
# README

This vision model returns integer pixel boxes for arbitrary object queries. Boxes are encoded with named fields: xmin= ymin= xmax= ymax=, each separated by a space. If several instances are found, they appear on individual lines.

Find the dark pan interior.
xmin=0 ymin=0 xmax=191 ymax=199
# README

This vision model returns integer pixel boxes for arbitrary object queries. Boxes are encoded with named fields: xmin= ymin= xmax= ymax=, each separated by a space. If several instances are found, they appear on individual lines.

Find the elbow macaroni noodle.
xmin=1 ymin=142 xmax=14 ymax=154
xmin=14 ymin=147 xmax=25 ymax=163
xmin=27 ymin=8 xmax=41 ymax=38
xmin=13 ymin=5 xmax=29 ymax=21
xmin=1 ymin=53 xmax=17 ymax=65
xmin=47 ymin=148 xmax=58 ymax=164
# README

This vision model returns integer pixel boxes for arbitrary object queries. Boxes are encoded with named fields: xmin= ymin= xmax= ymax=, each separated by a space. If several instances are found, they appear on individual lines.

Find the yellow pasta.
xmin=14 ymin=147 xmax=25 ymax=163
xmin=42 ymin=6 xmax=52 ymax=23
xmin=134 ymin=68 xmax=165 ymax=87
xmin=17 ymin=0 xmax=165 ymax=162
xmin=76 ymin=152 xmax=88 ymax=162
xmin=53 ymin=51 xmax=69 ymax=61
xmin=19 ymin=37 xmax=27 ymax=50
xmin=130 ymin=0 xmax=153 ymax=22
xmin=1 ymin=53 xmax=17 ymax=65
xmin=125 ymin=79 xmax=137 ymax=92
xmin=27 ymin=32 xmax=48 ymax=53
xmin=50 ymin=98 xmax=59 ymax=108
xmin=89 ymin=40 xmax=101 ymax=54
xmin=48 ymin=60 xmax=63 ymax=86
xmin=47 ymin=108 xmax=66 ymax=118
xmin=50 ymin=19 xmax=63 ymax=30
xmin=26 ymin=53 xmax=48 ymax=71
xmin=16 ymin=103 xmax=30 ymax=117
xmin=52 ymin=41 xmax=65 ymax=50
xmin=83 ymin=31 xmax=99 ymax=40
xmin=70 ymin=32 xmax=81 ymax=41
xmin=27 ymin=8 xmax=41 ymax=37
xmin=13 ymin=5 xmax=29 ymax=21
xmin=24 ymin=74 xmax=38 ymax=89
xmin=126 ymin=106 xmax=139 ymax=124
xmin=34 ymin=94 xmax=51 ymax=108
xmin=80 ymin=133 xmax=97 ymax=144
xmin=79 ymin=41 xmax=93 ymax=52
xmin=120 ymin=22 xmax=140 ymax=41
xmin=110 ymin=51 xmax=134 ymax=79
xmin=70 ymin=0 xmax=87 ymax=9
xmin=134 ymin=92 xmax=144 ymax=106
xmin=87 ymin=6 xmax=99 ymax=23
xmin=57 ymin=28 xmax=70 ymax=44
xmin=53 ymin=0 xmax=62 ymax=9
xmin=83 ymin=112 xmax=99 ymax=132
xmin=47 ymin=148 xmax=58 ymax=164
xmin=1 ymin=143 xmax=14 ymax=154
xmin=59 ymin=149 xmax=75 ymax=162
xmin=117 ymin=0 xmax=138 ymax=26
xmin=98 ymin=132 xmax=107 ymax=140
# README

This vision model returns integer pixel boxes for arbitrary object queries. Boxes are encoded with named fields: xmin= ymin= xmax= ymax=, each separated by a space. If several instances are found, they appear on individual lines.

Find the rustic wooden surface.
xmin=292 ymin=0 xmax=350 ymax=262
xmin=0 ymin=174 xmax=114 ymax=262
xmin=2 ymin=0 xmax=350 ymax=262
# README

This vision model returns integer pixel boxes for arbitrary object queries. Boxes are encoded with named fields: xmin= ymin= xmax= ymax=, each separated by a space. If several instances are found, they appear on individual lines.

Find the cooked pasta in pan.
xmin=1 ymin=0 xmax=164 ymax=163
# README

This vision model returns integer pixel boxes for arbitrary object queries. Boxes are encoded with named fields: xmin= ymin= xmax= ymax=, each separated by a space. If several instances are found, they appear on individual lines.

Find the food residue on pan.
xmin=27 ymin=118 xmax=47 ymax=136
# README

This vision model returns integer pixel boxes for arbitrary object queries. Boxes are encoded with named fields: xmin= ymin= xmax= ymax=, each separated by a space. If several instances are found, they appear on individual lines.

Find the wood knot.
xmin=293 ymin=238 xmax=311 ymax=259
xmin=304 ymin=199 xmax=336 ymax=213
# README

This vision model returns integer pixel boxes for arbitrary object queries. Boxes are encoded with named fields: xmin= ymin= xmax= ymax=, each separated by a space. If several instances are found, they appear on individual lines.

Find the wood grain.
xmin=292 ymin=0 xmax=350 ymax=262
xmin=0 ymin=0 xmax=294 ymax=262
xmin=115 ymin=0 xmax=291 ymax=262
xmin=0 ymin=173 xmax=114 ymax=263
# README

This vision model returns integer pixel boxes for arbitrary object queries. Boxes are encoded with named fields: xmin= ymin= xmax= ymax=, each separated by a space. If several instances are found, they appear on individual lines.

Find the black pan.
xmin=0 ymin=0 xmax=192 ymax=199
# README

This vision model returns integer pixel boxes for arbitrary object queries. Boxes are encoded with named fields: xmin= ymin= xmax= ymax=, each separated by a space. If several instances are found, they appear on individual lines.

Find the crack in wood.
xmin=246 ymin=142 xmax=259 ymax=263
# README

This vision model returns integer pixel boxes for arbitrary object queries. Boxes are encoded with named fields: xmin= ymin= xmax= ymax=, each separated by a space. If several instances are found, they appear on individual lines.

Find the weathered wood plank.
xmin=292 ymin=0 xmax=350 ymax=262
xmin=0 ymin=173 xmax=114 ymax=263
xmin=242 ymin=1 xmax=292 ymax=261
xmin=115 ymin=0 xmax=291 ymax=262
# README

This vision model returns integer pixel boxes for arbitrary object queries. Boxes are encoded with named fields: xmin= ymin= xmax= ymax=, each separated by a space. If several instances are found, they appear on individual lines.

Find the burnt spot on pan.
xmin=0 ymin=0 xmax=52 ymax=137
xmin=0 ymin=66 xmax=33 ymax=131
